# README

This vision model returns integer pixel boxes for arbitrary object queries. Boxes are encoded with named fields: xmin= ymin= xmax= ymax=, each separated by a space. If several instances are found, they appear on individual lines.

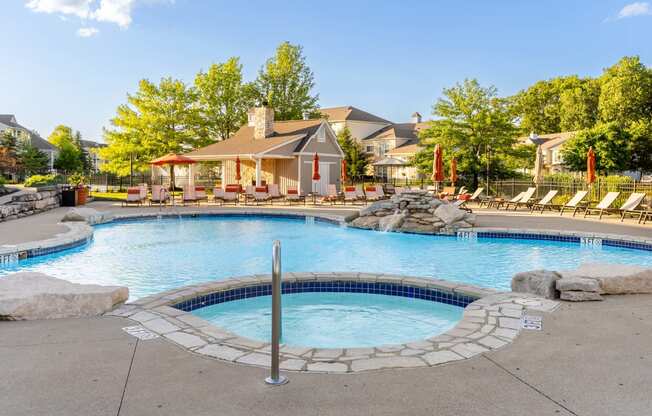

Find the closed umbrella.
xmin=235 ymin=155 xmax=242 ymax=182
xmin=312 ymin=153 xmax=321 ymax=181
xmin=432 ymin=144 xmax=444 ymax=190
xmin=341 ymin=159 xmax=348 ymax=184
xmin=450 ymin=157 xmax=458 ymax=186
xmin=586 ymin=147 xmax=596 ymax=185
xmin=533 ymin=144 xmax=544 ymax=183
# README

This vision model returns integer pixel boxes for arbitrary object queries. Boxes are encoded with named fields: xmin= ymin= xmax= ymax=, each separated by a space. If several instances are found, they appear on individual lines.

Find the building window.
xmin=366 ymin=145 xmax=374 ymax=153
xmin=317 ymin=128 xmax=325 ymax=142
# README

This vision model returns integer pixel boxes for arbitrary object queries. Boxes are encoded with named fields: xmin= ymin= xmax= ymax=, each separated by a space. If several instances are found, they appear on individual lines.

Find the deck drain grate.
xmin=122 ymin=325 xmax=159 ymax=340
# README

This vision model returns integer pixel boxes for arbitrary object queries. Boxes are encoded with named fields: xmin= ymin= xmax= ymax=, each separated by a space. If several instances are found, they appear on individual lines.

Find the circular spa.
xmin=2 ymin=215 xmax=652 ymax=300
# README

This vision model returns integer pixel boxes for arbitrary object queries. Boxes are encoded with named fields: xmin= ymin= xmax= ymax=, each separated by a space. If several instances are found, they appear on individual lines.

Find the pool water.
xmin=192 ymin=292 xmax=463 ymax=348
xmin=1 ymin=215 xmax=651 ymax=299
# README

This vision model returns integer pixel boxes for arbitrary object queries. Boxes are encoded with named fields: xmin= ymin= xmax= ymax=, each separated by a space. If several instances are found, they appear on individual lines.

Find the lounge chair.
xmin=559 ymin=190 xmax=589 ymax=216
xmin=319 ymin=184 xmax=339 ymax=205
xmin=376 ymin=184 xmax=388 ymax=200
xmin=149 ymin=185 xmax=169 ymax=205
xmin=439 ymin=186 xmax=456 ymax=198
xmin=365 ymin=185 xmax=382 ymax=202
xmin=619 ymin=193 xmax=647 ymax=222
xmin=582 ymin=192 xmax=620 ymax=219
xmin=493 ymin=191 xmax=526 ymax=209
xmin=529 ymin=190 xmax=559 ymax=213
xmin=268 ymin=184 xmax=283 ymax=203
xmin=213 ymin=187 xmax=225 ymax=205
xmin=456 ymin=186 xmax=468 ymax=197
xmin=344 ymin=186 xmax=360 ymax=204
xmin=503 ymin=187 xmax=537 ymax=210
xmin=138 ymin=183 xmax=148 ymax=201
xmin=355 ymin=184 xmax=366 ymax=202
xmin=285 ymin=187 xmax=305 ymax=205
xmin=123 ymin=187 xmax=145 ymax=206
xmin=182 ymin=185 xmax=199 ymax=206
xmin=222 ymin=185 xmax=240 ymax=205
xmin=453 ymin=187 xmax=484 ymax=210
xmin=252 ymin=186 xmax=272 ymax=205
xmin=194 ymin=186 xmax=208 ymax=203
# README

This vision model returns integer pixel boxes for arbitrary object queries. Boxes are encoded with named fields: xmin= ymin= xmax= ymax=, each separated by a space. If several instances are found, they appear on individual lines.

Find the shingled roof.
xmin=318 ymin=106 xmax=392 ymax=124
xmin=0 ymin=114 xmax=56 ymax=151
xmin=185 ymin=119 xmax=323 ymax=159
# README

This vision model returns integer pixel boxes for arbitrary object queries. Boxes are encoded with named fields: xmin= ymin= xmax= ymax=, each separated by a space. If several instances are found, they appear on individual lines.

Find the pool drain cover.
xmin=122 ymin=325 xmax=160 ymax=340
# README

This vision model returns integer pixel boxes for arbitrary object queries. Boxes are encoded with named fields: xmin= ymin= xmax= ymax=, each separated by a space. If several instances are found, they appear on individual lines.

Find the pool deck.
xmin=1 ymin=202 xmax=652 ymax=415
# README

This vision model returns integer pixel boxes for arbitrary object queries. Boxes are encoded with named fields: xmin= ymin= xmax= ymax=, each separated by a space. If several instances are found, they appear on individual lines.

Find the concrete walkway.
xmin=2 ymin=294 xmax=651 ymax=416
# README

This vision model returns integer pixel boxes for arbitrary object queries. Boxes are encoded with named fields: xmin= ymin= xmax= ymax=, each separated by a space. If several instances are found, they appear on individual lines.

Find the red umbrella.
xmin=432 ymin=144 xmax=444 ymax=183
xmin=586 ymin=147 xmax=596 ymax=185
xmin=312 ymin=153 xmax=321 ymax=181
xmin=235 ymin=155 xmax=242 ymax=182
xmin=150 ymin=153 xmax=197 ymax=205
xmin=450 ymin=157 xmax=458 ymax=186
xmin=341 ymin=159 xmax=348 ymax=184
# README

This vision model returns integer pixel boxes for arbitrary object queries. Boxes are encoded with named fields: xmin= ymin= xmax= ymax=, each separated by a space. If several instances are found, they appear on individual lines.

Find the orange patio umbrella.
xmin=235 ymin=155 xmax=242 ymax=182
xmin=312 ymin=153 xmax=321 ymax=181
xmin=586 ymin=147 xmax=596 ymax=186
xmin=150 ymin=153 xmax=196 ymax=205
xmin=341 ymin=159 xmax=348 ymax=184
xmin=432 ymin=144 xmax=444 ymax=185
xmin=450 ymin=157 xmax=458 ymax=186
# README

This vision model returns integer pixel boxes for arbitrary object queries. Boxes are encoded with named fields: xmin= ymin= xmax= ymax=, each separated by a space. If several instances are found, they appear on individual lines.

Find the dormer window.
xmin=317 ymin=127 xmax=325 ymax=143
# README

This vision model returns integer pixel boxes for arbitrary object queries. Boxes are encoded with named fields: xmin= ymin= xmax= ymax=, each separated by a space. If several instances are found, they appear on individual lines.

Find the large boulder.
xmin=562 ymin=263 xmax=652 ymax=295
xmin=350 ymin=216 xmax=380 ymax=230
xmin=511 ymin=270 xmax=561 ymax=299
xmin=560 ymin=291 xmax=603 ymax=302
xmin=0 ymin=272 xmax=128 ymax=320
xmin=434 ymin=204 xmax=467 ymax=225
xmin=556 ymin=277 xmax=601 ymax=292
xmin=62 ymin=207 xmax=113 ymax=225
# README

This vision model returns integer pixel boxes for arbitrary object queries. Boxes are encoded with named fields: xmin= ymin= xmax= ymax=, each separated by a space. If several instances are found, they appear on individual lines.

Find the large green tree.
xmin=18 ymin=143 xmax=49 ymax=176
xmin=560 ymin=123 xmax=632 ymax=174
xmin=413 ymin=79 xmax=517 ymax=188
xmin=337 ymin=127 xmax=368 ymax=181
xmin=195 ymin=57 xmax=254 ymax=141
xmin=253 ymin=42 xmax=319 ymax=121
xmin=0 ymin=131 xmax=20 ymax=175
xmin=48 ymin=125 xmax=76 ymax=149
xmin=99 ymin=77 xmax=203 ymax=175
xmin=598 ymin=56 xmax=652 ymax=127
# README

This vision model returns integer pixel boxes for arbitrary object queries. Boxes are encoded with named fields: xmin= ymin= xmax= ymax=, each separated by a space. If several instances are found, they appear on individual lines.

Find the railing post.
xmin=265 ymin=240 xmax=288 ymax=386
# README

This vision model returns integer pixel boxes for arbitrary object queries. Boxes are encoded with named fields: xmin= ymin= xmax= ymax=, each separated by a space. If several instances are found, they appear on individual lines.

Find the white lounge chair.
xmin=221 ymin=185 xmax=240 ymax=205
xmin=365 ymin=185 xmax=381 ymax=202
xmin=529 ymin=190 xmax=559 ymax=213
xmin=504 ymin=187 xmax=537 ymax=210
xmin=559 ymin=190 xmax=589 ymax=216
xmin=182 ymin=185 xmax=199 ymax=206
xmin=493 ymin=191 xmax=525 ymax=209
xmin=355 ymin=184 xmax=365 ymax=201
xmin=138 ymin=183 xmax=148 ymax=200
xmin=268 ymin=184 xmax=283 ymax=202
xmin=150 ymin=184 xmax=169 ymax=205
xmin=319 ymin=184 xmax=339 ymax=205
xmin=285 ymin=187 xmax=305 ymax=205
xmin=344 ymin=186 xmax=360 ymax=204
xmin=194 ymin=186 xmax=207 ymax=203
xmin=123 ymin=186 xmax=145 ymax=206
xmin=619 ymin=193 xmax=647 ymax=222
xmin=583 ymin=192 xmax=620 ymax=219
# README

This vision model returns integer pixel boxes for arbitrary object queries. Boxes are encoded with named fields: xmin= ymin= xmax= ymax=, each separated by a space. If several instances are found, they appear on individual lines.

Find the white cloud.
xmin=77 ymin=26 xmax=99 ymax=37
xmin=617 ymin=2 xmax=651 ymax=18
xmin=26 ymin=0 xmax=93 ymax=18
xmin=92 ymin=0 xmax=134 ymax=29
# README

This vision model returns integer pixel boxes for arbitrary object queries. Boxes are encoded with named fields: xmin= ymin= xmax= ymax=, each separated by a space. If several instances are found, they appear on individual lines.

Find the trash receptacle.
xmin=61 ymin=187 xmax=77 ymax=207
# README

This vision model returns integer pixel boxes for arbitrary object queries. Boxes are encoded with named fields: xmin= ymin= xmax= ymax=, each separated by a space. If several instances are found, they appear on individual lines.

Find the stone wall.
xmin=0 ymin=188 xmax=60 ymax=223
xmin=349 ymin=190 xmax=476 ymax=234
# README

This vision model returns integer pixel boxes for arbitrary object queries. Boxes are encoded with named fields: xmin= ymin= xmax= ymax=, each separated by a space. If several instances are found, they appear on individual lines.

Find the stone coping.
xmin=107 ymin=273 xmax=559 ymax=373
xmin=2 ymin=209 xmax=650 ymax=263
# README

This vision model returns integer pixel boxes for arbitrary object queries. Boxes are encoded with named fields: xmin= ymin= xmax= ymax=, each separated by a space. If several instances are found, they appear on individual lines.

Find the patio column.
xmin=255 ymin=158 xmax=262 ymax=186
xmin=188 ymin=163 xmax=196 ymax=188
xmin=220 ymin=161 xmax=226 ymax=186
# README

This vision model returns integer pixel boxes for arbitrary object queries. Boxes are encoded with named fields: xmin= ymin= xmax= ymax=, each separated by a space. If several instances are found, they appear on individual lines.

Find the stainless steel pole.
xmin=265 ymin=240 xmax=288 ymax=386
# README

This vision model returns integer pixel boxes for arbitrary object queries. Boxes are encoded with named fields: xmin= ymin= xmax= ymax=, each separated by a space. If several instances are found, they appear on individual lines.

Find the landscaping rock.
xmin=0 ymin=272 xmax=128 ymax=320
xmin=434 ymin=204 xmax=467 ymax=225
xmin=561 ymin=263 xmax=652 ymax=295
xmin=350 ymin=215 xmax=380 ymax=230
xmin=560 ymin=291 xmax=603 ymax=302
xmin=511 ymin=270 xmax=561 ymax=299
xmin=556 ymin=277 xmax=601 ymax=292
xmin=62 ymin=207 xmax=113 ymax=225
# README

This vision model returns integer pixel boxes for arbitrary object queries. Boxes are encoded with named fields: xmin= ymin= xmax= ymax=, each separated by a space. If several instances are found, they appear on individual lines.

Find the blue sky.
xmin=2 ymin=0 xmax=652 ymax=141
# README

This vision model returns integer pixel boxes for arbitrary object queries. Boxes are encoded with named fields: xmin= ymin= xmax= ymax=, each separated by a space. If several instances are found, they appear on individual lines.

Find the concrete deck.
xmin=2 ymin=294 xmax=651 ymax=416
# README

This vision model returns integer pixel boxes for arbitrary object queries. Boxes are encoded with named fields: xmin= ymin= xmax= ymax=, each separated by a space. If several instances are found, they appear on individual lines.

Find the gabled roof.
xmin=30 ymin=133 xmax=57 ymax=151
xmin=387 ymin=141 xmax=422 ymax=156
xmin=540 ymin=132 xmax=578 ymax=150
xmin=363 ymin=122 xmax=427 ymax=141
xmin=0 ymin=114 xmax=18 ymax=127
xmin=319 ymin=106 xmax=392 ymax=124
xmin=80 ymin=139 xmax=106 ymax=148
xmin=185 ymin=119 xmax=323 ymax=158
xmin=516 ymin=131 xmax=577 ymax=147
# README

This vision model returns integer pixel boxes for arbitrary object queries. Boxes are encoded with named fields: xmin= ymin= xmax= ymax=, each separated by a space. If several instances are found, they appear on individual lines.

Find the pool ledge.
xmin=108 ymin=273 xmax=560 ymax=374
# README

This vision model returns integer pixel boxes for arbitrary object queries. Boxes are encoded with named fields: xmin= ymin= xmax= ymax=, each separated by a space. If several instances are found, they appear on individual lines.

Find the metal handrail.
xmin=265 ymin=240 xmax=288 ymax=385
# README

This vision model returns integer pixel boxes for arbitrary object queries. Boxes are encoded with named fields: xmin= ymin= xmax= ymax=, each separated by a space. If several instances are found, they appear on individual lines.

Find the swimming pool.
xmin=1 ymin=215 xmax=651 ymax=299
xmin=192 ymin=292 xmax=463 ymax=348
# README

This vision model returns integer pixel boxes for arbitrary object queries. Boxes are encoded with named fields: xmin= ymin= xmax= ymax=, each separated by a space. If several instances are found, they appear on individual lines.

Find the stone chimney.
xmin=253 ymin=104 xmax=274 ymax=139
xmin=411 ymin=112 xmax=422 ymax=123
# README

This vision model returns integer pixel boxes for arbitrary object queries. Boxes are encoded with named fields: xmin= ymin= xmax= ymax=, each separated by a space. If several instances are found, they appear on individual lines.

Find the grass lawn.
xmin=90 ymin=191 xmax=128 ymax=201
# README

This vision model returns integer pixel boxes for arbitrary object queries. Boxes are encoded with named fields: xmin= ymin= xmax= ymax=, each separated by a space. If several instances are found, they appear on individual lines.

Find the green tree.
xmin=337 ymin=127 xmax=368 ymax=181
xmin=559 ymin=78 xmax=600 ymax=131
xmin=413 ymin=79 xmax=517 ymax=188
xmin=253 ymin=42 xmax=319 ymax=121
xmin=195 ymin=57 xmax=254 ymax=141
xmin=73 ymin=131 xmax=93 ymax=173
xmin=48 ymin=125 xmax=75 ymax=148
xmin=0 ymin=131 xmax=20 ymax=175
xmin=18 ymin=143 xmax=49 ymax=176
xmin=598 ymin=56 xmax=652 ymax=127
xmin=54 ymin=142 xmax=82 ymax=173
xmin=99 ymin=77 xmax=203 ymax=175
xmin=560 ymin=123 xmax=632 ymax=174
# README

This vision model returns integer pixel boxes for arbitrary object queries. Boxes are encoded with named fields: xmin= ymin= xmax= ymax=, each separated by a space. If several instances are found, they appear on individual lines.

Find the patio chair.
xmin=365 ymin=185 xmax=382 ymax=202
xmin=182 ymin=185 xmax=199 ymax=206
xmin=440 ymin=186 xmax=456 ymax=198
xmin=252 ymin=186 xmax=272 ymax=205
xmin=268 ymin=184 xmax=284 ymax=203
xmin=493 ymin=191 xmax=526 ymax=209
xmin=453 ymin=187 xmax=484 ymax=211
xmin=222 ymin=185 xmax=240 ymax=205
xmin=285 ymin=187 xmax=305 ymax=205
xmin=456 ymin=186 xmax=468 ymax=197
xmin=319 ymin=184 xmax=339 ymax=205
xmin=149 ymin=185 xmax=169 ymax=205
xmin=529 ymin=190 xmax=559 ymax=213
xmin=138 ymin=183 xmax=148 ymax=200
xmin=559 ymin=190 xmax=589 ymax=216
xmin=243 ymin=185 xmax=255 ymax=204
xmin=344 ymin=186 xmax=360 ymax=204
xmin=194 ymin=186 xmax=208 ymax=203
xmin=618 ymin=193 xmax=647 ymax=222
xmin=503 ymin=187 xmax=537 ymax=210
xmin=582 ymin=192 xmax=620 ymax=219
xmin=375 ymin=184 xmax=387 ymax=199
xmin=355 ymin=184 xmax=366 ymax=202
xmin=123 ymin=187 xmax=145 ymax=207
